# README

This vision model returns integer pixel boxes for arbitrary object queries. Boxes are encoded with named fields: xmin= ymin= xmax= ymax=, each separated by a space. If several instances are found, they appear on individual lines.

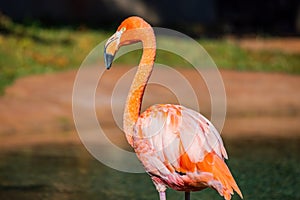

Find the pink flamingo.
xmin=104 ymin=16 xmax=243 ymax=200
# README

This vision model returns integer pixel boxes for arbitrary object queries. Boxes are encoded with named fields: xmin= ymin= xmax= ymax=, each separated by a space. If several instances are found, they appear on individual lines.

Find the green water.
xmin=0 ymin=137 xmax=299 ymax=200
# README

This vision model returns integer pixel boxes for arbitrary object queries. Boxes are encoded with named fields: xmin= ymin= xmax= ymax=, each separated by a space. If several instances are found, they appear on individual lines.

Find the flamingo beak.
xmin=104 ymin=31 xmax=121 ymax=70
xmin=104 ymin=52 xmax=114 ymax=70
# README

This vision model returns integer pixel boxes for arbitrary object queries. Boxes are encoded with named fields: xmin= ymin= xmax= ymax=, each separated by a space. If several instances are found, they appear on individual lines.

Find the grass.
xmin=201 ymin=40 xmax=300 ymax=73
xmin=0 ymin=14 xmax=299 ymax=94
xmin=0 ymin=14 xmax=109 ymax=94
xmin=0 ymin=137 xmax=299 ymax=199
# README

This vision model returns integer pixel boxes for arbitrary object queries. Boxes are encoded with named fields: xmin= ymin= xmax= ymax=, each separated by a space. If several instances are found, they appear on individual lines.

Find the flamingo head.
xmin=104 ymin=16 xmax=151 ymax=69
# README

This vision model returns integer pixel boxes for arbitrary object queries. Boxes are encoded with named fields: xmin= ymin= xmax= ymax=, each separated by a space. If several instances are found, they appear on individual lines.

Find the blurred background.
xmin=0 ymin=0 xmax=299 ymax=200
xmin=1 ymin=0 xmax=300 ymax=35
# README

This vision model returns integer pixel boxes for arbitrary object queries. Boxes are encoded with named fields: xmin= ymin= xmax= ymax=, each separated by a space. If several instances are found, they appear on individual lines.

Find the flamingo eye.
xmin=120 ymin=27 xmax=126 ymax=32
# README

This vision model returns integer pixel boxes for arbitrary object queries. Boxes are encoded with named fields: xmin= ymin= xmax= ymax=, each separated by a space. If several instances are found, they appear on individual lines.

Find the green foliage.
xmin=0 ymin=15 xmax=299 ymax=94
xmin=0 ymin=14 xmax=109 ymax=94
xmin=201 ymin=39 xmax=300 ymax=74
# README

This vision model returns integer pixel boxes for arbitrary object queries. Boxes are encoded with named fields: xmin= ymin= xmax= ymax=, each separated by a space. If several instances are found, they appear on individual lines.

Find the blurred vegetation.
xmin=0 ymin=137 xmax=299 ymax=199
xmin=0 ymin=14 xmax=110 ymax=94
xmin=0 ymin=14 xmax=299 ymax=94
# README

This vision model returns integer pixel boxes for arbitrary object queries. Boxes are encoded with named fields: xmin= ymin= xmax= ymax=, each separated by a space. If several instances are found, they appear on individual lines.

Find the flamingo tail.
xmin=208 ymin=154 xmax=243 ymax=200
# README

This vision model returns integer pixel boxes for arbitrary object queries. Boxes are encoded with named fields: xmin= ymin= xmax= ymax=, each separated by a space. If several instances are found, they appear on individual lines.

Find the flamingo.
xmin=103 ymin=16 xmax=243 ymax=200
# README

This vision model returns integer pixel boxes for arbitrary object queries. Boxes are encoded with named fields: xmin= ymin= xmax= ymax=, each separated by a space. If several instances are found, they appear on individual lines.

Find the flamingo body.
xmin=133 ymin=104 xmax=242 ymax=200
xmin=103 ymin=16 xmax=242 ymax=200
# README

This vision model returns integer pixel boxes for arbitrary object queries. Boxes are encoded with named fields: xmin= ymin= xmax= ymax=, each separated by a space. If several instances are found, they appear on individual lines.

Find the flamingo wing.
xmin=133 ymin=104 xmax=242 ymax=200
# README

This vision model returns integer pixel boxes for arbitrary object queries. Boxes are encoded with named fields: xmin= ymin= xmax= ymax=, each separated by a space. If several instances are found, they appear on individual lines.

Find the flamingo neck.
xmin=123 ymin=28 xmax=156 ymax=146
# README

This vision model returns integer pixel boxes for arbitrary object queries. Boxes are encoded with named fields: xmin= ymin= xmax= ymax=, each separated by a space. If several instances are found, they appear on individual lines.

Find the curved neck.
xmin=123 ymin=28 xmax=156 ymax=146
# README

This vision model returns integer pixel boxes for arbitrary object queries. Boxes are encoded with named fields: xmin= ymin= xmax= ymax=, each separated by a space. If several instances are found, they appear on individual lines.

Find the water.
xmin=0 ymin=137 xmax=299 ymax=200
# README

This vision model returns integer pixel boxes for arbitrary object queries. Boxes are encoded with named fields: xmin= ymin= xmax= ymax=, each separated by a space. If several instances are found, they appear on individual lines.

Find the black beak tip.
xmin=104 ymin=53 xmax=114 ymax=70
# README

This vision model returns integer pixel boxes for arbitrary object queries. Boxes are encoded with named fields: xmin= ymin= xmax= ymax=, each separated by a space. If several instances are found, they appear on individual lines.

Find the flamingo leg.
xmin=159 ymin=191 xmax=166 ymax=200
xmin=185 ymin=191 xmax=190 ymax=200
